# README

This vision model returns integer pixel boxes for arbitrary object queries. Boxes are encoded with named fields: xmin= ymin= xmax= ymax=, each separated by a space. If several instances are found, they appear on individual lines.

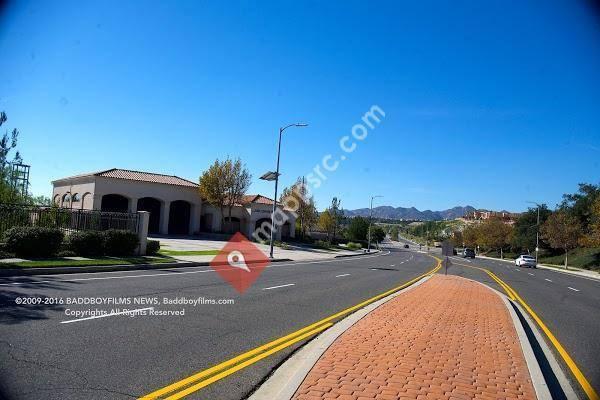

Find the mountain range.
xmin=343 ymin=205 xmax=476 ymax=221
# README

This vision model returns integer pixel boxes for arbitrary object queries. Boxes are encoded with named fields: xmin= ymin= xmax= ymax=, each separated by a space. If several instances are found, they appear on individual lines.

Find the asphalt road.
xmin=0 ymin=244 xmax=437 ymax=400
xmin=443 ymin=254 xmax=600 ymax=400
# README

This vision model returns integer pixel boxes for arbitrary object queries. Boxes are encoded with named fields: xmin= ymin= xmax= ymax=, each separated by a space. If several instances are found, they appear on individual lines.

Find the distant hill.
xmin=344 ymin=205 xmax=476 ymax=221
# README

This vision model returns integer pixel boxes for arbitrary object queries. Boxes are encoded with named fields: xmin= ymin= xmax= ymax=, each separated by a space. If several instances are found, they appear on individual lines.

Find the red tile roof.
xmin=54 ymin=168 xmax=199 ymax=188
xmin=238 ymin=194 xmax=274 ymax=206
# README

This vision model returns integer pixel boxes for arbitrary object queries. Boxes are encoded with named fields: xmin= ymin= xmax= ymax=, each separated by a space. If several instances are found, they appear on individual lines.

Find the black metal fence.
xmin=0 ymin=203 xmax=140 ymax=236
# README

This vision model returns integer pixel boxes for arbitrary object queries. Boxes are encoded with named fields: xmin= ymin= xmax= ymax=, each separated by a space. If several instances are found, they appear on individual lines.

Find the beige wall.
xmin=52 ymin=175 xmax=296 ymax=240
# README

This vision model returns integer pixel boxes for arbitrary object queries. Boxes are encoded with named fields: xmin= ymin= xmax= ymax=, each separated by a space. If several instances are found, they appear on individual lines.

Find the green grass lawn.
xmin=539 ymin=247 xmax=600 ymax=271
xmin=158 ymin=249 xmax=220 ymax=256
xmin=0 ymin=255 xmax=176 ymax=269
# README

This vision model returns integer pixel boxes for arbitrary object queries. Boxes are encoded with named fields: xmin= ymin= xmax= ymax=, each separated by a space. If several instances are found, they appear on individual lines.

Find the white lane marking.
xmin=262 ymin=283 xmax=295 ymax=290
xmin=0 ymin=251 xmax=393 ymax=287
xmin=528 ymin=273 xmax=535 ymax=276
xmin=335 ymin=274 xmax=350 ymax=278
xmin=545 ymin=278 xmax=553 ymax=282
xmin=568 ymin=287 xmax=580 ymax=292
xmin=61 ymin=307 xmax=154 ymax=324
xmin=390 ymin=264 xmax=395 ymax=267
xmin=516 ymin=269 xmax=521 ymax=271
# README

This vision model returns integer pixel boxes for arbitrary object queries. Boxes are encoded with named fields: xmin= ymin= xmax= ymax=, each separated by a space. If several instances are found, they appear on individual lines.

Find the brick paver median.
xmin=293 ymin=275 xmax=537 ymax=400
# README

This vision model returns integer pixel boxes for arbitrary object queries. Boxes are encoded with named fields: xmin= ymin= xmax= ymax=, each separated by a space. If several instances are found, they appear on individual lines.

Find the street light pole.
xmin=269 ymin=123 xmax=308 ymax=259
xmin=527 ymin=201 xmax=541 ymax=264
xmin=367 ymin=195 xmax=382 ymax=252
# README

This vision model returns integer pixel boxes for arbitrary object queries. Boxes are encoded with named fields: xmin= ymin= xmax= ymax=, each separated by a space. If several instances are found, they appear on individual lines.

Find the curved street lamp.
xmin=266 ymin=123 xmax=309 ymax=259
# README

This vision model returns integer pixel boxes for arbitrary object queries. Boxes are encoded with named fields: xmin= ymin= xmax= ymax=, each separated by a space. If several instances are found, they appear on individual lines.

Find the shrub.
xmin=146 ymin=240 xmax=160 ymax=255
xmin=0 ymin=249 xmax=15 ymax=259
xmin=347 ymin=242 xmax=362 ymax=250
xmin=103 ymin=229 xmax=139 ymax=256
xmin=68 ymin=231 xmax=105 ymax=256
xmin=3 ymin=226 xmax=64 ymax=258
xmin=315 ymin=240 xmax=332 ymax=249
xmin=57 ymin=250 xmax=77 ymax=257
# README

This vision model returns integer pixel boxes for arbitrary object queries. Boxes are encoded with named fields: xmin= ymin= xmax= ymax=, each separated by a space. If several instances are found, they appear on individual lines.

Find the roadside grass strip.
xmin=139 ymin=256 xmax=442 ymax=399
xmin=455 ymin=261 xmax=599 ymax=400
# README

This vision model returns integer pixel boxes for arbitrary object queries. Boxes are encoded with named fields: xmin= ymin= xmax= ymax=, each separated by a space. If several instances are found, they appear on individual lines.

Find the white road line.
xmin=335 ymin=274 xmax=350 ymax=278
xmin=528 ymin=273 xmax=535 ymax=276
xmin=262 ymin=283 xmax=295 ymax=290
xmin=545 ymin=278 xmax=553 ymax=282
xmin=567 ymin=287 xmax=580 ymax=292
xmin=516 ymin=269 xmax=521 ymax=272
xmin=0 ymin=251 xmax=393 ymax=287
xmin=389 ymin=264 xmax=395 ymax=267
xmin=61 ymin=307 xmax=154 ymax=324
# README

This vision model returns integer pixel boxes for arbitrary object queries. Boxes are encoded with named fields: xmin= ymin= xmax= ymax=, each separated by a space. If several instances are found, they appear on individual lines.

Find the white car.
xmin=515 ymin=255 xmax=536 ymax=268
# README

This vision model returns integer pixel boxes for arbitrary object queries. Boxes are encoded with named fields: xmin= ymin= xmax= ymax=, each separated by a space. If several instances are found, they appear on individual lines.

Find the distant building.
xmin=464 ymin=209 xmax=520 ymax=223
xmin=51 ymin=168 xmax=295 ymax=239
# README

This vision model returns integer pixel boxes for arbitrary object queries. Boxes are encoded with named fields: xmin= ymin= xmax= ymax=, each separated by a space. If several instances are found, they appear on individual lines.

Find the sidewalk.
xmin=154 ymin=237 xmax=371 ymax=263
xmin=290 ymin=275 xmax=539 ymax=400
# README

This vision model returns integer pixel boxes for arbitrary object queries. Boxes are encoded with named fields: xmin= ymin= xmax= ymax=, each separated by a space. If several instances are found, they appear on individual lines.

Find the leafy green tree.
xmin=462 ymin=224 xmax=479 ymax=248
xmin=510 ymin=204 xmax=552 ymax=253
xmin=347 ymin=216 xmax=369 ymax=241
xmin=330 ymin=197 xmax=342 ymax=241
xmin=582 ymin=197 xmax=600 ymax=247
xmin=390 ymin=226 xmax=400 ymax=241
xmin=541 ymin=210 xmax=582 ymax=269
xmin=560 ymin=183 xmax=600 ymax=231
xmin=477 ymin=218 xmax=513 ymax=254
xmin=370 ymin=225 xmax=386 ymax=244
xmin=0 ymin=111 xmax=23 ymax=203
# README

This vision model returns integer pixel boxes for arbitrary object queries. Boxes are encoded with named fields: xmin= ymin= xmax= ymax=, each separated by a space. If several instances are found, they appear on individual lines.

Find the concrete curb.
xmin=248 ymin=274 xmax=432 ymax=400
xmin=470 ymin=279 xmax=578 ymax=400
xmin=497 ymin=291 xmax=552 ymax=400
xmin=0 ymin=258 xmax=294 ymax=277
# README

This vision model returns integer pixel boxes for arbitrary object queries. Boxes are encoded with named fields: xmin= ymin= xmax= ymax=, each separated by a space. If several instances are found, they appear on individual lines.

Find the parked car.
xmin=515 ymin=254 xmax=536 ymax=268
xmin=463 ymin=248 xmax=476 ymax=258
xmin=404 ymin=244 xmax=409 ymax=249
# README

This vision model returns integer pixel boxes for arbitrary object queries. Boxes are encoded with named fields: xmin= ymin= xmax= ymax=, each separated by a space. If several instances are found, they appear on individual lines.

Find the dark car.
xmin=463 ymin=248 xmax=476 ymax=258
xmin=404 ymin=244 xmax=409 ymax=249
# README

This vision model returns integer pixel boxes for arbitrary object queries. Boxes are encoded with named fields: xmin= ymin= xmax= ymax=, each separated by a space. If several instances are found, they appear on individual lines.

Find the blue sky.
xmin=1 ymin=1 xmax=599 ymax=212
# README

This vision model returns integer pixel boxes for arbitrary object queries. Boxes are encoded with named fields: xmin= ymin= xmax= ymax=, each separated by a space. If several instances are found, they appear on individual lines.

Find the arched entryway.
xmin=254 ymin=218 xmax=272 ymax=241
xmin=168 ymin=200 xmax=191 ymax=235
xmin=224 ymin=217 xmax=241 ymax=234
xmin=101 ymin=194 xmax=129 ymax=212
xmin=137 ymin=197 xmax=161 ymax=234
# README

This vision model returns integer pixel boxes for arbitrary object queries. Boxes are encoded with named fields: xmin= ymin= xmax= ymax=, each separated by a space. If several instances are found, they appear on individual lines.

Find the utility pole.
xmin=367 ymin=195 xmax=382 ymax=252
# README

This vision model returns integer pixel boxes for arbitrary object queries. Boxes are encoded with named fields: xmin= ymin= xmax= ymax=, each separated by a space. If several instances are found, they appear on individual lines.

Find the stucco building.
xmin=51 ymin=168 xmax=295 ymax=240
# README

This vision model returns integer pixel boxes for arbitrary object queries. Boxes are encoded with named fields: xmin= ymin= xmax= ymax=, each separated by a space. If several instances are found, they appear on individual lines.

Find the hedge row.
xmin=2 ymin=227 xmax=140 ymax=258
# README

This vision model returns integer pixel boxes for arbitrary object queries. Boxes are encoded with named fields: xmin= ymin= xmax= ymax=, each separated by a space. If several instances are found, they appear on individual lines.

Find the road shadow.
xmin=0 ymin=277 xmax=79 ymax=325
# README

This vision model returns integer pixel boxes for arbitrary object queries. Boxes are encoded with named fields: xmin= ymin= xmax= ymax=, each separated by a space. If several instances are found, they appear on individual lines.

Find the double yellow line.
xmin=455 ymin=261 xmax=599 ymax=400
xmin=140 ymin=257 xmax=442 ymax=399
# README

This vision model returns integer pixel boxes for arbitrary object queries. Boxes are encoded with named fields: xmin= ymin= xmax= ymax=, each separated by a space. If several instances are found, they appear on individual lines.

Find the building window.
xmin=72 ymin=193 xmax=81 ymax=203
xmin=62 ymin=193 xmax=71 ymax=207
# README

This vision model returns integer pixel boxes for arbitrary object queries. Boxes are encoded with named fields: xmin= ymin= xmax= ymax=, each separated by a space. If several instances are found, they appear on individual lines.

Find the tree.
xmin=199 ymin=157 xmax=251 ymax=233
xmin=582 ymin=197 xmax=600 ymax=247
xmin=0 ymin=111 xmax=23 ymax=203
xmin=462 ymin=224 xmax=479 ymax=248
xmin=541 ymin=210 xmax=583 ymax=269
xmin=223 ymin=158 xmax=251 ymax=232
xmin=450 ymin=230 xmax=463 ymax=247
xmin=280 ymin=177 xmax=318 ymax=238
xmin=560 ymin=183 xmax=600 ymax=231
xmin=370 ymin=225 xmax=386 ymax=244
xmin=318 ymin=210 xmax=335 ymax=242
xmin=347 ymin=216 xmax=369 ymax=241
xmin=477 ymin=218 xmax=513 ymax=256
xmin=510 ymin=204 xmax=552 ymax=253
xmin=390 ymin=226 xmax=400 ymax=241
xmin=330 ymin=197 xmax=342 ymax=241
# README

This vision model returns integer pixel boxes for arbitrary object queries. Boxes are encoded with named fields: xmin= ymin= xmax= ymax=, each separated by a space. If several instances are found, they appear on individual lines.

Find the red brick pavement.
xmin=293 ymin=274 xmax=537 ymax=400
